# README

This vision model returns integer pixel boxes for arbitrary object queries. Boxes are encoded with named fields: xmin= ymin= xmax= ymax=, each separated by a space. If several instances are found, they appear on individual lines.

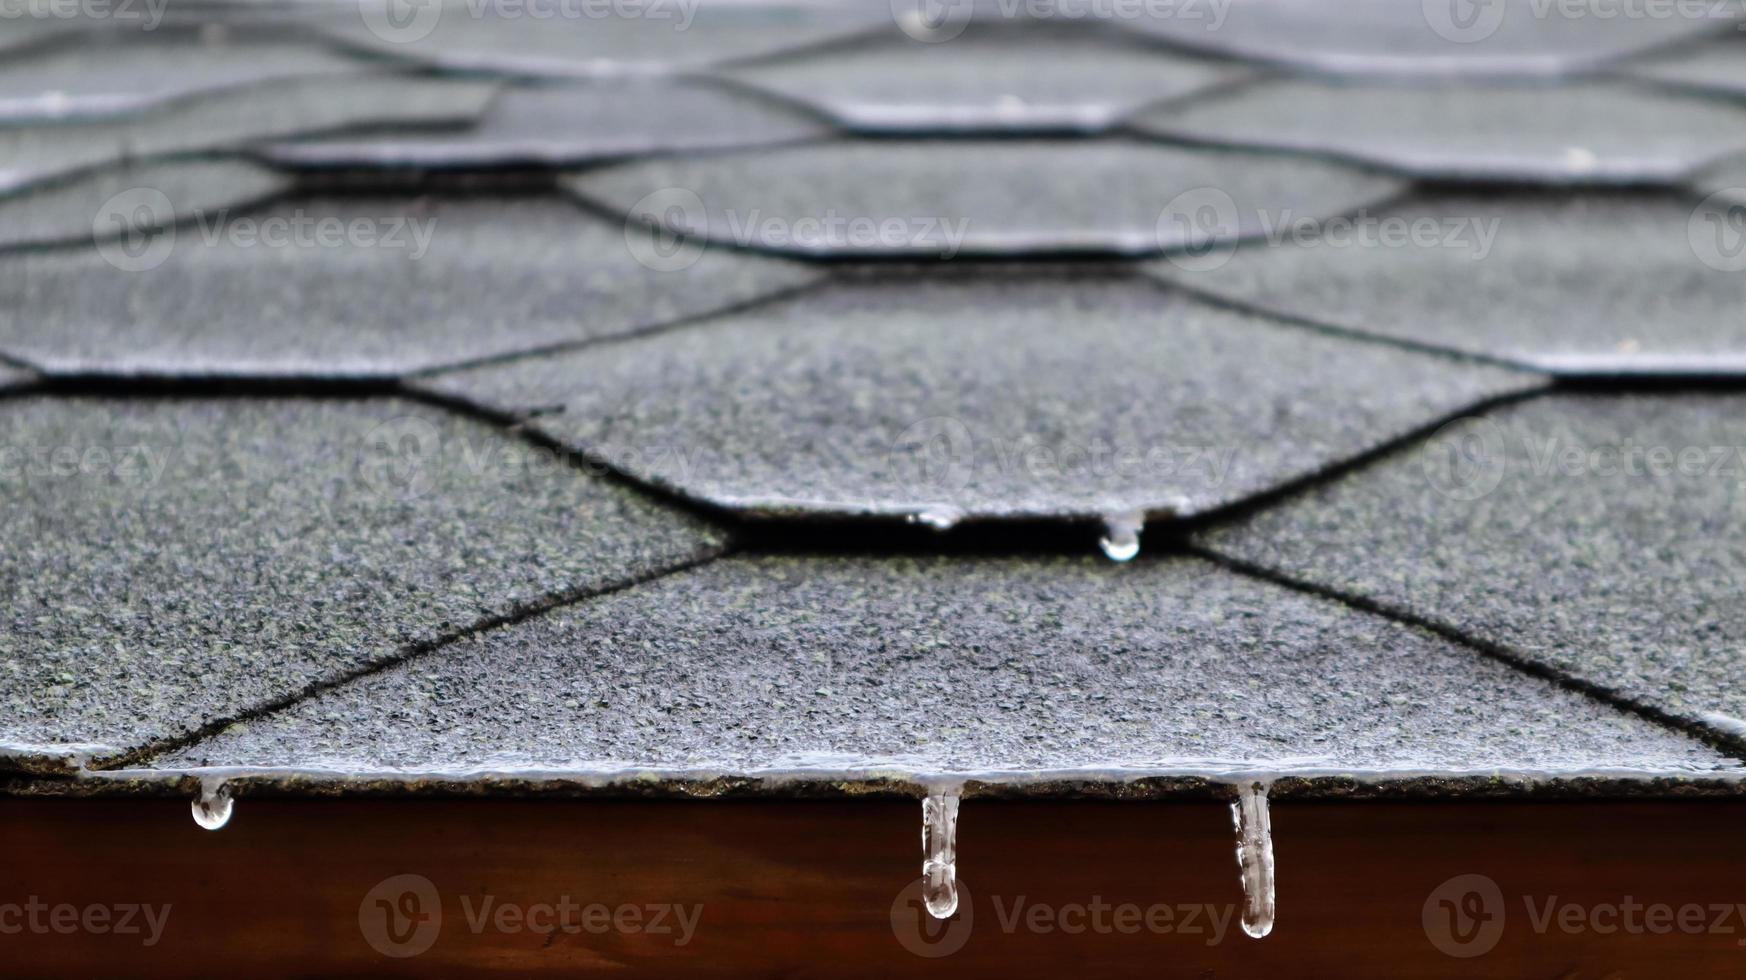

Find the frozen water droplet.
xmin=1231 ymin=782 xmax=1275 ymax=939
xmin=921 ymin=792 xmax=960 ymax=919
xmin=1098 ymin=510 xmax=1145 ymax=562
xmin=909 ymin=506 xmax=963 ymax=532
xmin=191 ymin=778 xmax=233 ymax=831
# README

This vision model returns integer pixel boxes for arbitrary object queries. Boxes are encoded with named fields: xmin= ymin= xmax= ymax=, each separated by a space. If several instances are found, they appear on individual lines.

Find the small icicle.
xmin=1231 ymin=781 xmax=1275 ymax=939
xmin=920 ymin=792 xmax=961 ymax=919
xmin=1098 ymin=510 xmax=1145 ymax=562
xmin=191 ymin=777 xmax=233 ymax=831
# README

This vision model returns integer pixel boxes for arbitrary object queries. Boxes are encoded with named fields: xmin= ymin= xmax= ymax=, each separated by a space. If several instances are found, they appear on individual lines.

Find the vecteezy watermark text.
xmin=0 ymin=898 xmax=171 ymax=947
xmin=1424 ymin=873 xmax=1746 ymax=958
xmin=0 ymin=0 xmax=167 ymax=27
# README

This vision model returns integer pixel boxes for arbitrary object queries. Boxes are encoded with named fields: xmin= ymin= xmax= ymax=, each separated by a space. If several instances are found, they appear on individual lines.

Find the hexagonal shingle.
xmin=0 ymin=26 xmax=369 ymax=122
xmin=1621 ymin=32 xmax=1746 ymax=98
xmin=0 ymin=74 xmax=496 ymax=196
xmin=1133 ymin=79 xmax=1746 ymax=184
xmin=416 ymin=273 xmax=1543 ymax=526
xmin=0 ymin=159 xmax=288 ymax=251
xmin=265 ymin=79 xmax=832 ymax=170
xmin=154 ymin=555 xmax=1733 ymax=781
xmin=0 ymin=195 xmax=823 ymax=377
xmin=567 ymin=140 xmax=1405 ymax=258
xmin=1118 ymin=0 xmax=1735 ymax=76
xmin=0 ymin=397 xmax=726 ymax=767
xmin=1149 ymin=194 xmax=1746 ymax=375
xmin=1198 ymin=393 xmax=1746 ymax=745
xmin=316 ymin=0 xmax=883 ymax=78
xmin=723 ymin=26 xmax=1249 ymax=134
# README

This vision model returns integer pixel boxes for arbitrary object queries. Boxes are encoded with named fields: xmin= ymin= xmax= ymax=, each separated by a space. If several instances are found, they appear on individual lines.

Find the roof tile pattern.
xmin=0 ymin=25 xmax=370 ymax=121
xmin=266 ymin=79 xmax=833 ymax=169
xmin=1200 ymin=394 xmax=1746 ymax=743
xmin=0 ymin=397 xmax=726 ymax=765
xmin=1133 ymin=79 xmax=1746 ymax=183
xmin=419 ymin=274 xmax=1543 ymax=524
xmin=158 ymin=555 xmax=1734 ymax=777
xmin=568 ymin=140 xmax=1407 ymax=258
xmin=1149 ymin=194 xmax=1746 ymax=375
xmin=724 ymin=26 xmax=1249 ymax=133
xmin=1 ymin=1 xmax=1744 ymax=795
xmin=0 ymin=196 xmax=823 ymax=377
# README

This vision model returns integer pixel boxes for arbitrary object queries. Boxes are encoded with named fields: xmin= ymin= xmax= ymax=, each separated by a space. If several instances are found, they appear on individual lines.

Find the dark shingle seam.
xmin=401 ymin=267 xmax=837 ymax=380
xmin=1186 ymin=543 xmax=1746 ymax=762
xmin=94 ymin=546 xmax=735 ymax=773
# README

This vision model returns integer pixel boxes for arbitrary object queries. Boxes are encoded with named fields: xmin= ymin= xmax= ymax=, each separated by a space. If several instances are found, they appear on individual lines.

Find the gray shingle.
xmin=1198 ymin=393 xmax=1746 ymax=744
xmin=0 ymin=74 xmax=497 ymax=196
xmin=0 ymin=26 xmax=368 ymax=121
xmin=1133 ymin=78 xmax=1746 ymax=184
xmin=316 ymin=1 xmax=883 ymax=78
xmin=1621 ymin=33 xmax=1746 ymax=97
xmin=0 ymin=195 xmax=823 ymax=377
xmin=723 ymin=26 xmax=1248 ymax=134
xmin=1119 ymin=0 xmax=1735 ymax=76
xmin=264 ymin=79 xmax=832 ymax=170
xmin=0 ymin=396 xmax=726 ymax=766
xmin=1149 ymin=194 xmax=1746 ymax=376
xmin=567 ymin=140 xmax=1406 ymax=258
xmin=417 ymin=273 xmax=1543 ymax=525
xmin=0 ymin=158 xmax=288 ymax=252
xmin=152 ymin=554 xmax=1734 ymax=780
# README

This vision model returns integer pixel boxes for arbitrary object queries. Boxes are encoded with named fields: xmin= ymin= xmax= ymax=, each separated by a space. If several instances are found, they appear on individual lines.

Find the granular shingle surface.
xmin=1622 ymin=33 xmax=1746 ymax=97
xmin=265 ymin=80 xmax=832 ymax=169
xmin=567 ymin=140 xmax=1407 ymax=257
xmin=316 ymin=1 xmax=883 ymax=77
xmin=1149 ymin=194 xmax=1746 ymax=375
xmin=0 ymin=26 xmax=368 ymax=121
xmin=153 ymin=554 xmax=1734 ymax=777
xmin=1199 ymin=393 xmax=1746 ymax=743
xmin=1119 ymin=0 xmax=1735 ymax=76
xmin=1133 ymin=79 xmax=1746 ymax=183
xmin=0 ymin=195 xmax=824 ymax=377
xmin=0 ymin=397 xmax=726 ymax=764
xmin=0 ymin=159 xmax=289 ymax=251
xmin=723 ymin=27 xmax=1248 ymax=133
xmin=418 ymin=273 xmax=1543 ymax=523
xmin=0 ymin=74 xmax=497 ymax=195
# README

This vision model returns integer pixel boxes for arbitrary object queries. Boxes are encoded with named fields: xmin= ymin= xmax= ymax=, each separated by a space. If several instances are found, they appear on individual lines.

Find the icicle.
xmin=191 ymin=777 xmax=233 ymax=831
xmin=921 ymin=792 xmax=960 ymax=919
xmin=1098 ymin=510 xmax=1144 ymax=562
xmin=1231 ymin=781 xmax=1274 ymax=939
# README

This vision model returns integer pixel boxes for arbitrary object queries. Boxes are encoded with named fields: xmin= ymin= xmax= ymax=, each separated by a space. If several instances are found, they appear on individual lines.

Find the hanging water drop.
xmin=191 ymin=778 xmax=233 ymax=831
xmin=910 ymin=506 xmax=963 ymax=532
xmin=921 ymin=792 xmax=960 ymax=919
xmin=1098 ymin=510 xmax=1145 ymax=562
xmin=1231 ymin=781 xmax=1275 ymax=939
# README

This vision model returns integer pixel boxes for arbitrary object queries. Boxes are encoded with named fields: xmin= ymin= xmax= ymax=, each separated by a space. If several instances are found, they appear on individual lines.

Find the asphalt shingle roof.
xmin=0 ymin=397 xmax=726 ymax=770
xmin=5 ymin=0 xmax=1746 ymax=799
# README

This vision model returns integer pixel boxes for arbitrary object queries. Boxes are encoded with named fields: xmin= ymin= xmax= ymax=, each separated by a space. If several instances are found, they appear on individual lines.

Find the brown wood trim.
xmin=2 ymin=798 xmax=1743 ymax=977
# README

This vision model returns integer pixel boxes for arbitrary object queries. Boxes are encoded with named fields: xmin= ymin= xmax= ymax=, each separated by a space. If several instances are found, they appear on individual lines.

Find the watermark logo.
xmin=0 ymin=0 xmax=169 ymax=28
xmin=1421 ymin=416 xmax=1508 ymax=501
xmin=1423 ymin=874 xmax=1506 ymax=958
xmin=890 ymin=878 xmax=975 ymax=958
xmin=0 ymin=898 xmax=172 ymax=947
xmin=625 ymin=186 xmax=708 ymax=272
xmin=889 ymin=416 xmax=977 ymax=501
xmin=359 ymin=415 xmax=444 ymax=501
xmin=1157 ymin=186 xmax=1241 ymax=271
xmin=94 ymin=187 xmax=176 ymax=273
xmin=893 ymin=0 xmax=974 ymax=41
xmin=359 ymin=874 xmax=443 ymax=958
xmin=359 ymin=0 xmax=444 ymax=43
xmin=1422 ymin=0 xmax=1508 ymax=43
xmin=1690 ymin=190 xmax=1746 ymax=273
